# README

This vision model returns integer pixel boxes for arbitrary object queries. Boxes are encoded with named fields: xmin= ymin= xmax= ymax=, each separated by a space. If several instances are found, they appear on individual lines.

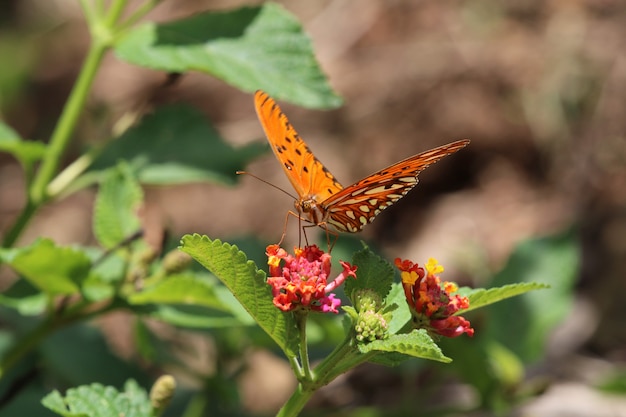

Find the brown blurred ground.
xmin=1 ymin=0 xmax=626 ymax=415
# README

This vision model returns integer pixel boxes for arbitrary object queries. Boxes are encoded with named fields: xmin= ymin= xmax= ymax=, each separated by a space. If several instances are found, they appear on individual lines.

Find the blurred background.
xmin=1 ymin=0 xmax=625 ymax=415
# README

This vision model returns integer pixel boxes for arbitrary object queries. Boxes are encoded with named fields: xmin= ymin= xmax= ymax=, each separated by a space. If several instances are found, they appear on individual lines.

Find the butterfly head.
xmin=297 ymin=196 xmax=327 ymax=226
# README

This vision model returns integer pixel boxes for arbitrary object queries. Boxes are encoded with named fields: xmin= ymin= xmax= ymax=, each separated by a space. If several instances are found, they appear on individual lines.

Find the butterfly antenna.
xmin=236 ymin=171 xmax=298 ymax=201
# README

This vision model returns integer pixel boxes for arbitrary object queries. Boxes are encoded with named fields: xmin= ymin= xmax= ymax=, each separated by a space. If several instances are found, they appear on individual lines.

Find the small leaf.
xmin=88 ymin=105 xmax=266 ymax=186
xmin=457 ymin=282 xmax=548 ymax=314
xmin=114 ymin=3 xmax=341 ymax=108
xmin=0 ymin=239 xmax=91 ymax=295
xmin=93 ymin=164 xmax=143 ymax=249
xmin=179 ymin=234 xmax=298 ymax=356
xmin=345 ymin=247 xmax=395 ymax=302
xmin=360 ymin=330 xmax=451 ymax=363
xmin=0 ymin=121 xmax=47 ymax=166
xmin=41 ymin=380 xmax=151 ymax=417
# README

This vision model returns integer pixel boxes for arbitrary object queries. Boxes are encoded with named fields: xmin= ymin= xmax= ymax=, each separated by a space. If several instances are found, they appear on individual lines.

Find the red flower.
xmin=266 ymin=245 xmax=357 ymax=313
xmin=395 ymin=257 xmax=474 ymax=337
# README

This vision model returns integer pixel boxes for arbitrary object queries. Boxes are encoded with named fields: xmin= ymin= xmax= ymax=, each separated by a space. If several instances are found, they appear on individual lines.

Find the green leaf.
xmin=0 ymin=279 xmax=47 ymax=315
xmin=485 ymin=228 xmax=580 ymax=363
xmin=179 ymin=234 xmax=298 ymax=356
xmin=114 ymin=3 xmax=341 ymax=108
xmin=128 ymin=273 xmax=225 ymax=310
xmin=345 ymin=247 xmax=394 ymax=302
xmin=0 ymin=239 xmax=91 ymax=295
xmin=139 ymin=304 xmax=251 ymax=329
xmin=93 ymin=164 xmax=143 ymax=249
xmin=88 ymin=105 xmax=266 ymax=186
xmin=41 ymin=380 xmax=151 ymax=417
xmin=360 ymin=330 xmax=451 ymax=363
xmin=0 ymin=121 xmax=47 ymax=166
xmin=384 ymin=282 xmax=411 ymax=334
xmin=457 ymin=282 xmax=548 ymax=314
xmin=40 ymin=324 xmax=149 ymax=387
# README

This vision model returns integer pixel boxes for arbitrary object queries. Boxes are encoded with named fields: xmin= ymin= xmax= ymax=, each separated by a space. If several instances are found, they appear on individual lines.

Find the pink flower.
xmin=266 ymin=245 xmax=357 ymax=314
xmin=395 ymin=257 xmax=474 ymax=337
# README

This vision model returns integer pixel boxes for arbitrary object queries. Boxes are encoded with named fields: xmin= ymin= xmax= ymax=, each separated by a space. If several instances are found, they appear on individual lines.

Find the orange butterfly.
xmin=253 ymin=90 xmax=470 ymax=235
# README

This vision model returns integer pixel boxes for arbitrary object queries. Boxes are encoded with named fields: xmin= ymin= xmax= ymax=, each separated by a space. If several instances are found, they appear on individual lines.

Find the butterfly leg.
xmin=277 ymin=210 xmax=309 ymax=247
xmin=301 ymin=222 xmax=338 ymax=253
xmin=321 ymin=223 xmax=339 ymax=253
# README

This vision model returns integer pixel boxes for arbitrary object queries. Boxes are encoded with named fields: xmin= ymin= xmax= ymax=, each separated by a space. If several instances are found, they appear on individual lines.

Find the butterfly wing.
xmin=322 ymin=140 xmax=470 ymax=232
xmin=254 ymin=91 xmax=343 ymax=201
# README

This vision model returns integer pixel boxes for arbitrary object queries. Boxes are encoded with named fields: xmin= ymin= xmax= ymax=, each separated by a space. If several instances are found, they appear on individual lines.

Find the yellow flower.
xmin=425 ymin=258 xmax=444 ymax=275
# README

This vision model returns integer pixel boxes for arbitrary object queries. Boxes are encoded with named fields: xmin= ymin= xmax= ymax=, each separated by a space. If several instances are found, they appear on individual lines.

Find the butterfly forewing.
xmin=254 ymin=91 xmax=343 ymax=202
xmin=323 ymin=140 xmax=470 ymax=232
xmin=253 ymin=90 xmax=470 ymax=236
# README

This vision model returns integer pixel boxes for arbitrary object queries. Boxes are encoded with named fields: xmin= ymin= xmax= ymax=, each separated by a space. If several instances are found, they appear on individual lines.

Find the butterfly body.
xmin=254 ymin=90 xmax=470 ymax=233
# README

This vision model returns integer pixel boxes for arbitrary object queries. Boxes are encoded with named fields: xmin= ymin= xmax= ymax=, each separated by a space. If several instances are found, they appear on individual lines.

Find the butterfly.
xmin=253 ymin=90 xmax=470 ymax=235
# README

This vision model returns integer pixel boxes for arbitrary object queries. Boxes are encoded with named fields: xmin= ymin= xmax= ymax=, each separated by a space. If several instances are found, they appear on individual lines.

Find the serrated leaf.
xmin=179 ymin=234 xmax=298 ymax=356
xmin=128 ymin=273 xmax=225 ymax=310
xmin=0 ymin=121 xmax=47 ymax=166
xmin=360 ymin=330 xmax=451 ymax=363
xmin=41 ymin=390 xmax=87 ymax=417
xmin=88 ymin=105 xmax=266 ymax=186
xmin=345 ymin=247 xmax=394 ymax=302
xmin=93 ymin=164 xmax=143 ymax=249
xmin=457 ymin=282 xmax=548 ymax=314
xmin=41 ymin=380 xmax=151 ymax=417
xmin=1 ymin=239 xmax=91 ymax=295
xmin=114 ymin=3 xmax=341 ymax=108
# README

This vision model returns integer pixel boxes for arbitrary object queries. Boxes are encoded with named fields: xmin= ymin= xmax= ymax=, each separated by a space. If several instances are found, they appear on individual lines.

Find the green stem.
xmin=46 ymin=147 xmax=100 ymax=198
xmin=8 ymin=3 xmax=117 ymax=247
xmin=276 ymin=383 xmax=314 ymax=417
xmin=30 ymin=39 xmax=107 ymax=205
xmin=311 ymin=336 xmax=362 ymax=385
xmin=287 ymin=355 xmax=303 ymax=380
xmin=2 ymin=200 xmax=37 ymax=247
xmin=276 ymin=333 xmax=367 ymax=417
xmin=104 ymin=0 xmax=129 ymax=27
xmin=295 ymin=311 xmax=313 ymax=382
xmin=120 ymin=0 xmax=161 ymax=30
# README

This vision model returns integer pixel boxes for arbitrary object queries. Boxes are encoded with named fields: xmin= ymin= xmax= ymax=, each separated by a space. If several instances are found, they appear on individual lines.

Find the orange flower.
xmin=266 ymin=245 xmax=357 ymax=313
xmin=395 ymin=257 xmax=473 ymax=337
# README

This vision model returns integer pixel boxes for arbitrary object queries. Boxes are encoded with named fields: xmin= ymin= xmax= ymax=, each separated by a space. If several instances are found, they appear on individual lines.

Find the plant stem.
xmin=295 ymin=310 xmax=313 ymax=381
xmin=311 ymin=335 xmax=362 ymax=385
xmin=30 ymin=40 xmax=107 ymax=205
xmin=7 ymin=4 xmax=116 ymax=247
xmin=104 ymin=0 xmax=129 ymax=27
xmin=2 ymin=200 xmax=37 ymax=247
xmin=277 ymin=332 xmax=369 ymax=416
xmin=276 ymin=383 xmax=314 ymax=417
xmin=121 ymin=0 xmax=161 ymax=30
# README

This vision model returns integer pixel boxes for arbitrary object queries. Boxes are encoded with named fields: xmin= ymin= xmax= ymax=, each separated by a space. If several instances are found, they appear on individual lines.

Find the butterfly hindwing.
xmin=323 ymin=140 xmax=470 ymax=232
xmin=253 ymin=90 xmax=470 ymax=235
xmin=254 ymin=91 xmax=343 ymax=201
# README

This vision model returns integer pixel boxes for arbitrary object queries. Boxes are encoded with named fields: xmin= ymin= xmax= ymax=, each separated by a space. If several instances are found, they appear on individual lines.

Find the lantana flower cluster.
xmin=395 ymin=257 xmax=474 ymax=338
xmin=266 ymin=244 xmax=357 ymax=313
